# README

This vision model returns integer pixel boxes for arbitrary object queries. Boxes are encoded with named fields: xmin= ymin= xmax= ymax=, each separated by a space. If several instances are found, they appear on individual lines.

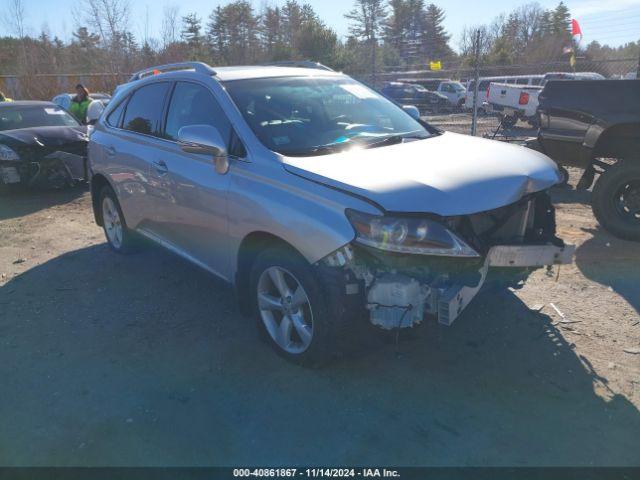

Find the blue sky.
xmin=9 ymin=0 xmax=640 ymax=49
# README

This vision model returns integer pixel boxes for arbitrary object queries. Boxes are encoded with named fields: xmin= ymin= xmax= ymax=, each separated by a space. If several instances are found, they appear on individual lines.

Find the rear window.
xmin=122 ymin=82 xmax=171 ymax=136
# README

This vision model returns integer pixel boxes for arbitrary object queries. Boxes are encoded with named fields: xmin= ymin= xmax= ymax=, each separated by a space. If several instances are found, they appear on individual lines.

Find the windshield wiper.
xmin=279 ymin=132 xmax=429 ymax=157
xmin=279 ymin=141 xmax=354 ymax=157
xmin=359 ymin=133 xmax=430 ymax=150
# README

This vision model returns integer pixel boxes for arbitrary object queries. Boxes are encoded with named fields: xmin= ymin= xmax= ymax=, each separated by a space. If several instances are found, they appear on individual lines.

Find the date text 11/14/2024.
xmin=233 ymin=468 xmax=401 ymax=478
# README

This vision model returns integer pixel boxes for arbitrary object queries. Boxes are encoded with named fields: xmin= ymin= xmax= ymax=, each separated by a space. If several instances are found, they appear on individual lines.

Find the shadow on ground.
xmin=0 ymin=185 xmax=87 ymax=221
xmin=575 ymin=226 xmax=640 ymax=314
xmin=1 ymin=243 xmax=639 ymax=466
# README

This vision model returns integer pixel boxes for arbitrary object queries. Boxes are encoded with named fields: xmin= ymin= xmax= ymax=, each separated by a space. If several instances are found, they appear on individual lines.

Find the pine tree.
xmin=181 ymin=13 xmax=205 ymax=60
xmin=423 ymin=3 xmax=452 ymax=61
xmin=384 ymin=0 xmax=411 ymax=60
xmin=550 ymin=2 xmax=571 ymax=36
xmin=345 ymin=0 xmax=387 ymax=79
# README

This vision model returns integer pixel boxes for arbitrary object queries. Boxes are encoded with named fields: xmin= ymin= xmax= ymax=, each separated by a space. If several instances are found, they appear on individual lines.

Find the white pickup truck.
xmin=486 ymin=83 xmax=543 ymax=128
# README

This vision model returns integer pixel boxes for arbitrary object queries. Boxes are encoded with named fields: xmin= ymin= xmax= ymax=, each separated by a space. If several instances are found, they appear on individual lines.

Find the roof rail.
xmin=261 ymin=60 xmax=334 ymax=72
xmin=129 ymin=62 xmax=216 ymax=82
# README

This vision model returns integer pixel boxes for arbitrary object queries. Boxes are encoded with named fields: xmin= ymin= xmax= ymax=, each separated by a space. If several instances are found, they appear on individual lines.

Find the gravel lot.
xmin=1 ymin=169 xmax=639 ymax=466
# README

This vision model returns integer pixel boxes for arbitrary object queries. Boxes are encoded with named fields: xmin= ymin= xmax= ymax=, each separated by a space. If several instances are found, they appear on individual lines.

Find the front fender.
xmin=227 ymin=160 xmax=380 ymax=279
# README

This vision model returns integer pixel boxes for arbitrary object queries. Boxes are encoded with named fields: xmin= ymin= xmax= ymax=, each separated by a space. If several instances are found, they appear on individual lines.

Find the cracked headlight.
xmin=346 ymin=209 xmax=479 ymax=257
xmin=0 ymin=144 xmax=20 ymax=162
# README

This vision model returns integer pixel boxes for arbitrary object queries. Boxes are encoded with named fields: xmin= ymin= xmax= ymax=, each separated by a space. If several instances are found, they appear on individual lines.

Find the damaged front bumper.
xmin=323 ymin=242 xmax=574 ymax=329
xmin=0 ymin=151 xmax=86 ymax=189
xmin=321 ymin=192 xmax=575 ymax=329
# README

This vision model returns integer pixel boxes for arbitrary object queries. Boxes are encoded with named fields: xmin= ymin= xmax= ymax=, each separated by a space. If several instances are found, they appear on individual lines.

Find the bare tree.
xmin=161 ymin=4 xmax=180 ymax=48
xmin=3 ymin=0 xmax=28 ymax=73
xmin=80 ymin=0 xmax=131 ymax=45
xmin=3 ymin=0 xmax=26 ymax=38
xmin=77 ymin=0 xmax=131 ymax=73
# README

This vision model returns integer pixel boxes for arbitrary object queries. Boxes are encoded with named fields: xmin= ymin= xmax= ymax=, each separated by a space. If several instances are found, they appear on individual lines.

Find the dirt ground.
xmin=0 ymin=169 xmax=639 ymax=466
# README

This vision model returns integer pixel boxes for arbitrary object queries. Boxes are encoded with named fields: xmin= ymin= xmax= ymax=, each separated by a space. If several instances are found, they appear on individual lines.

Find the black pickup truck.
xmin=535 ymin=79 xmax=640 ymax=241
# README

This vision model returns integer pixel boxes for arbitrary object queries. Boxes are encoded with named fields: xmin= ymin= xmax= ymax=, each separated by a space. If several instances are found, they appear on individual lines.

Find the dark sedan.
xmin=381 ymin=82 xmax=450 ymax=114
xmin=0 ymin=101 xmax=89 ymax=190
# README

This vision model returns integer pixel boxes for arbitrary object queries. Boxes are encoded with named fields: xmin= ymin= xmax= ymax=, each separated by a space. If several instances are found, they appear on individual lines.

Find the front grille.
xmin=450 ymin=192 xmax=561 ymax=254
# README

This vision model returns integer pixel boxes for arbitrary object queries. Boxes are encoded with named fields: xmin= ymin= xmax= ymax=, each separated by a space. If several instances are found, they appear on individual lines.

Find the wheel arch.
xmin=234 ymin=231 xmax=307 ymax=316
xmin=592 ymin=122 xmax=640 ymax=160
xmin=90 ymin=173 xmax=114 ymax=226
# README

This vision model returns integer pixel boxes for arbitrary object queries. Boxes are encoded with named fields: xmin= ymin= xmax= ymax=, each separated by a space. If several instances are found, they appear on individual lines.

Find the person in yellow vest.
xmin=0 ymin=91 xmax=13 ymax=102
xmin=69 ymin=84 xmax=92 ymax=123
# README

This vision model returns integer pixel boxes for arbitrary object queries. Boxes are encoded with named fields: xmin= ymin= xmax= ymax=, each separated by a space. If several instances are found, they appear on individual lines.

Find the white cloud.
xmin=568 ymin=0 xmax=640 ymax=17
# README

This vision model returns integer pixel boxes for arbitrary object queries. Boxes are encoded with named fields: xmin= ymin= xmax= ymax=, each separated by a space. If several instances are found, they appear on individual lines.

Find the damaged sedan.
xmin=0 ymin=101 xmax=89 ymax=191
xmin=89 ymin=62 xmax=574 ymax=365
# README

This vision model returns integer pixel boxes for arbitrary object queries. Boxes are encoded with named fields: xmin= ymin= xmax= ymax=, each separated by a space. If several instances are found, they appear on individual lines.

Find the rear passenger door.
xmin=155 ymin=81 xmax=242 ymax=280
xmin=104 ymin=82 xmax=172 ymax=233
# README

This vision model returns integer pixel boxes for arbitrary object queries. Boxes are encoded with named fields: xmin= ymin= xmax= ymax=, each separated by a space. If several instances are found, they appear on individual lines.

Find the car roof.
xmin=0 ymin=100 xmax=56 ymax=108
xmin=213 ymin=66 xmax=342 ymax=82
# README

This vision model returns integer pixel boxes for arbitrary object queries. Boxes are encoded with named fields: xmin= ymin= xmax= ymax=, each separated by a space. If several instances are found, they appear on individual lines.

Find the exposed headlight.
xmin=346 ymin=209 xmax=480 ymax=257
xmin=0 ymin=144 xmax=20 ymax=161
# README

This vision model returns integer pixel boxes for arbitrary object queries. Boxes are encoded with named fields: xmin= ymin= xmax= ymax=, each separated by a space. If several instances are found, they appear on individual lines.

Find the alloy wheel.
xmin=257 ymin=266 xmax=314 ymax=354
xmin=102 ymin=196 xmax=123 ymax=249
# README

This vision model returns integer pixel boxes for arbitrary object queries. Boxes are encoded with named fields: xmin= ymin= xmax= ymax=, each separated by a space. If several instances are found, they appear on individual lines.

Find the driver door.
xmin=154 ymin=81 xmax=241 ymax=280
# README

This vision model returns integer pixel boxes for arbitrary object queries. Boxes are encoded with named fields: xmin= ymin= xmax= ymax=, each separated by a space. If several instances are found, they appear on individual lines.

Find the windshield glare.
xmin=0 ymin=105 xmax=80 ymax=131
xmin=224 ymin=76 xmax=430 ymax=156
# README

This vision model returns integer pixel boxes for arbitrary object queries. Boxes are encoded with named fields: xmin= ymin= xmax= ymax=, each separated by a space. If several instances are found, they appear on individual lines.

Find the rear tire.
xmin=592 ymin=162 xmax=640 ymax=241
xmin=99 ymin=186 xmax=139 ymax=253
xmin=249 ymin=246 xmax=351 ymax=366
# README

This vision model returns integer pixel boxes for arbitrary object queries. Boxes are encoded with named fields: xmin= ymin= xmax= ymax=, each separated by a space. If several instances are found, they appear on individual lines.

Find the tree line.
xmin=0 ymin=0 xmax=637 ymax=81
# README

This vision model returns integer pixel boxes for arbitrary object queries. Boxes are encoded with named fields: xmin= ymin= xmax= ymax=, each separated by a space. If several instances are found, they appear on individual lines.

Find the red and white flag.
xmin=572 ymin=19 xmax=583 ymax=44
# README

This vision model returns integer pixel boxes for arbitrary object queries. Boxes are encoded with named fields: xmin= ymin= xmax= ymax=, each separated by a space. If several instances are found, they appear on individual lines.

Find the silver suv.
xmin=89 ymin=62 xmax=574 ymax=365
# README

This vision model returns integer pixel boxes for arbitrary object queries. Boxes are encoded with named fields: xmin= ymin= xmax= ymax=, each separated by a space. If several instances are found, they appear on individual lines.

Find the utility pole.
xmin=471 ymin=29 xmax=481 ymax=137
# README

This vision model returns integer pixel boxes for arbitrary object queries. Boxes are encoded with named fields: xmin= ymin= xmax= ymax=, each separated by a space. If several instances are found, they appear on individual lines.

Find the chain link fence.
xmin=0 ymin=57 xmax=637 ymax=144
xmin=363 ymin=57 xmax=639 ymax=141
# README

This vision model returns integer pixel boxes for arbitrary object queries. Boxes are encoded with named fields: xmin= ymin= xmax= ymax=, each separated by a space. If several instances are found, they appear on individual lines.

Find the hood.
xmin=282 ymin=131 xmax=561 ymax=216
xmin=0 ymin=126 xmax=88 ymax=148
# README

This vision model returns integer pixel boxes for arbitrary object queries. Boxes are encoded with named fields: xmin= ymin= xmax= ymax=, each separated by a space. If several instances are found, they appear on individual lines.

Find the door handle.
xmin=152 ymin=160 xmax=169 ymax=174
xmin=105 ymin=146 xmax=116 ymax=156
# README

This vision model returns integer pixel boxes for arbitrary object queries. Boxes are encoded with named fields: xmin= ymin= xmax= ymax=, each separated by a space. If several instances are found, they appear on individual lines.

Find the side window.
xmin=106 ymin=98 xmax=127 ymax=127
xmin=516 ymin=78 xmax=528 ymax=85
xmin=165 ymin=82 xmax=231 ymax=143
xmin=165 ymin=82 xmax=245 ymax=157
xmin=122 ymin=82 xmax=171 ymax=136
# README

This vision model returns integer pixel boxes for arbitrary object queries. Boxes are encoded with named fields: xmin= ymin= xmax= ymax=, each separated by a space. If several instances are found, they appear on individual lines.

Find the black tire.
xmin=557 ymin=166 xmax=570 ymax=187
xmin=99 ymin=186 xmax=139 ymax=253
xmin=249 ymin=246 xmax=352 ymax=366
xmin=592 ymin=162 xmax=640 ymax=241
xmin=501 ymin=115 xmax=517 ymax=129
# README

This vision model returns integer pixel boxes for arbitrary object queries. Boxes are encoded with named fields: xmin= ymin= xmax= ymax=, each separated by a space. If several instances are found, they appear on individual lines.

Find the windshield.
xmin=449 ymin=82 xmax=465 ymax=92
xmin=224 ymin=76 xmax=431 ymax=156
xmin=0 ymin=105 xmax=80 ymax=131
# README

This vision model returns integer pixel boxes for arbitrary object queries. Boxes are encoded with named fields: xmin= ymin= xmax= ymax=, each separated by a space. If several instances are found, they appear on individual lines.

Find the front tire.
xmin=592 ymin=162 xmax=640 ymax=241
xmin=249 ymin=246 xmax=348 ymax=366
xmin=99 ymin=186 xmax=138 ymax=253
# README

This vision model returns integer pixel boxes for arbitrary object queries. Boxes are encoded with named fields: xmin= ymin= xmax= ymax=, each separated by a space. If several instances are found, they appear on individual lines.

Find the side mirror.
xmin=86 ymin=100 xmax=105 ymax=125
xmin=402 ymin=105 xmax=421 ymax=120
xmin=178 ymin=124 xmax=229 ymax=174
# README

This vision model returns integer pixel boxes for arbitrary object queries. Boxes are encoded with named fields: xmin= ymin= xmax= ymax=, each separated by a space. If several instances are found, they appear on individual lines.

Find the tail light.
xmin=519 ymin=92 xmax=530 ymax=105
xmin=486 ymin=86 xmax=490 ymax=99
